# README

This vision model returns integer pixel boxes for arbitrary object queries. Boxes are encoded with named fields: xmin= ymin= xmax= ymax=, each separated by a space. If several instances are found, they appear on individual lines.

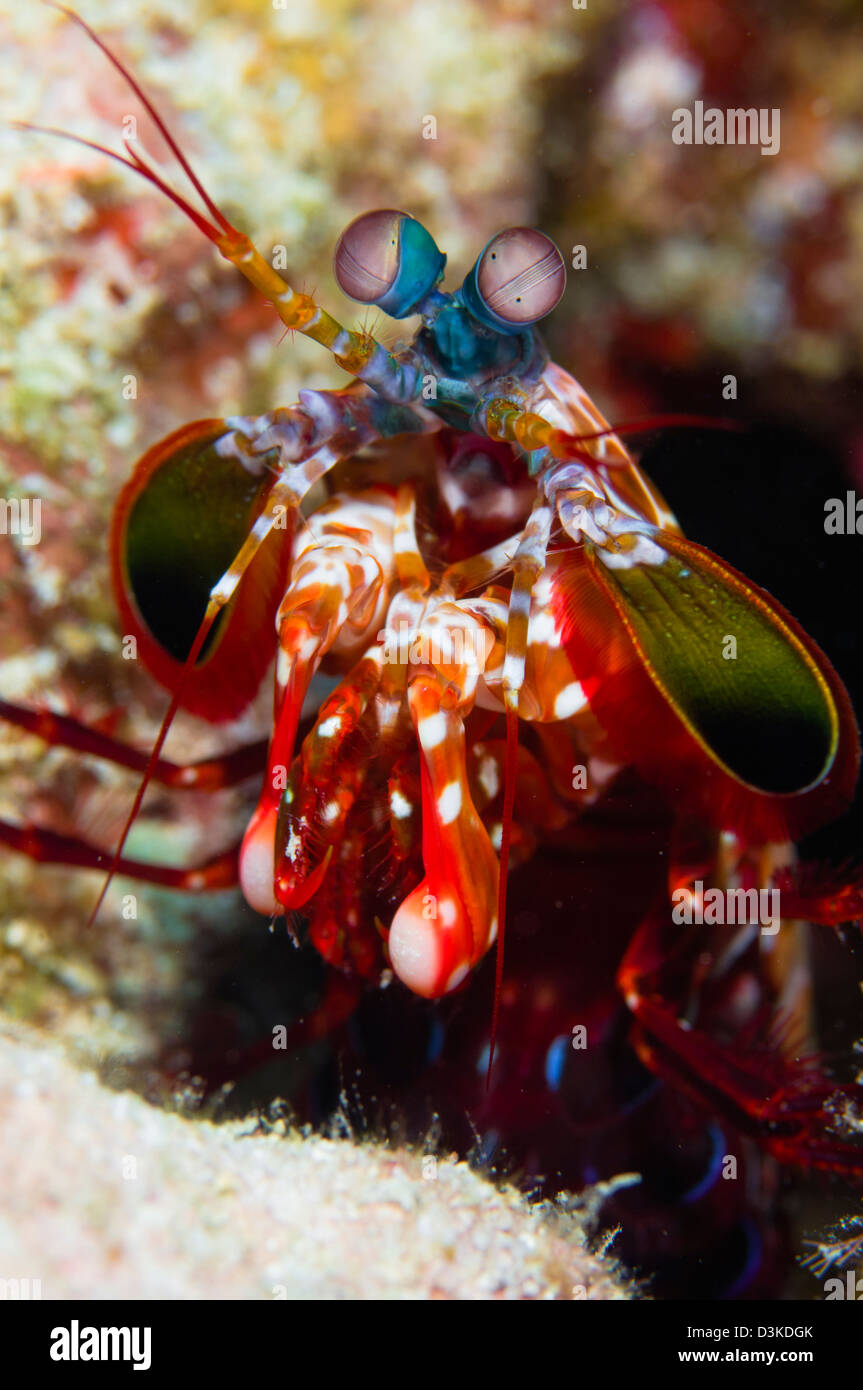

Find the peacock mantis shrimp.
xmin=3 ymin=6 xmax=863 ymax=1196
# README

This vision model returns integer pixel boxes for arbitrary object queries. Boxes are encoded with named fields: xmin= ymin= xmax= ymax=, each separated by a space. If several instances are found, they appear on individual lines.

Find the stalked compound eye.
xmin=462 ymin=227 xmax=566 ymax=332
xmin=333 ymin=209 xmax=446 ymax=318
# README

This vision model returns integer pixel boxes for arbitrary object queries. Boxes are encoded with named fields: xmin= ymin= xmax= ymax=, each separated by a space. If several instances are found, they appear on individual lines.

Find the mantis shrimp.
xmin=3 ymin=8 xmax=863 ymax=1229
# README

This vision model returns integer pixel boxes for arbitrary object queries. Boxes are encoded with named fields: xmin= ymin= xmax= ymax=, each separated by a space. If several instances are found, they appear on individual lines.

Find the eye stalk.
xmin=461 ymin=228 xmax=566 ymax=332
xmin=333 ymin=209 xmax=446 ymax=318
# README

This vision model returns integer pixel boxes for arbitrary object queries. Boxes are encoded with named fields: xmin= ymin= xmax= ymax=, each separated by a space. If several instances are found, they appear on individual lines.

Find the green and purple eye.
xmin=462 ymin=228 xmax=566 ymax=332
xmin=333 ymin=209 xmax=446 ymax=318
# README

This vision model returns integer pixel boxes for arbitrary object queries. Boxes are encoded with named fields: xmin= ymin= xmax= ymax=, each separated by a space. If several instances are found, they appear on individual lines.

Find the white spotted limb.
xmin=388 ymin=675 xmax=499 ymax=997
xmin=239 ymin=488 xmax=398 ymax=915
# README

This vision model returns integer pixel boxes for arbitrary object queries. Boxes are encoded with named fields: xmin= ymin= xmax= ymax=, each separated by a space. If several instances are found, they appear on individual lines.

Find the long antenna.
xmin=486 ymin=705 xmax=518 ymax=1087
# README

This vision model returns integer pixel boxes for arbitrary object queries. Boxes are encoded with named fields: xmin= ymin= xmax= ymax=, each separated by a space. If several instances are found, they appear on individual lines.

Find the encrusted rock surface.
xmin=0 ymin=1023 xmax=632 ymax=1300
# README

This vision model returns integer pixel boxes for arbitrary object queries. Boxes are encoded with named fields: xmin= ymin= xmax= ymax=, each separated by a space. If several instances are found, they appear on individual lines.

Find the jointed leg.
xmin=619 ymin=904 xmax=863 ymax=1179
xmin=388 ymin=673 xmax=499 ymax=998
xmin=0 ymin=699 xmax=267 ymax=790
xmin=239 ymin=485 xmax=403 ymax=914
xmin=0 ymin=819 xmax=238 ymax=891
xmin=221 ymin=385 xmax=441 ymax=502
xmin=499 ymin=496 xmax=554 ymax=715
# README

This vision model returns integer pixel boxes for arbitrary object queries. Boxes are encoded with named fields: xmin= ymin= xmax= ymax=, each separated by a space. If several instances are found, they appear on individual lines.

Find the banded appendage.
xmin=19 ymin=6 xmax=421 ymax=400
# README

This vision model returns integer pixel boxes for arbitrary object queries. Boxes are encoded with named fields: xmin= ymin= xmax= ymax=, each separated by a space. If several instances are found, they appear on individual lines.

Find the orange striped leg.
xmin=387 ymin=675 xmax=499 ymax=997
xmin=499 ymin=494 xmax=554 ymax=716
xmin=239 ymin=489 xmax=396 ymax=914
